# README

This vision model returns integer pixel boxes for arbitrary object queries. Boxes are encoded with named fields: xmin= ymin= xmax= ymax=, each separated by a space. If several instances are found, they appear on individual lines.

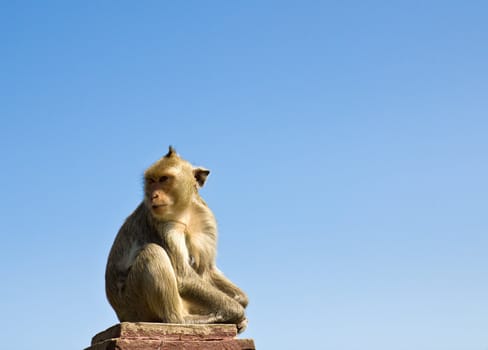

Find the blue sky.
xmin=1 ymin=2 xmax=487 ymax=349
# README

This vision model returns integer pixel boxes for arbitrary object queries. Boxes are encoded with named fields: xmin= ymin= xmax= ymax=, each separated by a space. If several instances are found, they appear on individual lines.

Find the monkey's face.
xmin=143 ymin=148 xmax=210 ymax=221
xmin=144 ymin=175 xmax=174 ymax=217
xmin=144 ymin=166 xmax=194 ymax=221
xmin=144 ymin=175 xmax=186 ymax=218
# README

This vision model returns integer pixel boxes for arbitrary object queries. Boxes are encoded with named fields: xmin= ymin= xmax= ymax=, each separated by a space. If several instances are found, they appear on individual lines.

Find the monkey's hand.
xmin=234 ymin=294 xmax=249 ymax=308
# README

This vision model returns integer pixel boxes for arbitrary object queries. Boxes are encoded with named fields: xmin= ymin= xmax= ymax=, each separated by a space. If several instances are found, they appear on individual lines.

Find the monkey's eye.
xmin=146 ymin=178 xmax=156 ymax=184
xmin=159 ymin=176 xmax=169 ymax=183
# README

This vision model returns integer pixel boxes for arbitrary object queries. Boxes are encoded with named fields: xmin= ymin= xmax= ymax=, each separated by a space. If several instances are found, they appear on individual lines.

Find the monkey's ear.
xmin=193 ymin=167 xmax=210 ymax=187
xmin=165 ymin=145 xmax=177 ymax=158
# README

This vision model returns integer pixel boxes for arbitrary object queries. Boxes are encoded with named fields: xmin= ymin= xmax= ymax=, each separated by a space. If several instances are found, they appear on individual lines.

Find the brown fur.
xmin=105 ymin=147 xmax=248 ymax=332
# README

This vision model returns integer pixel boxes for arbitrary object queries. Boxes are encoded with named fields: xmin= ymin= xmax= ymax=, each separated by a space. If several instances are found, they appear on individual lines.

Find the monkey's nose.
xmin=152 ymin=193 xmax=159 ymax=200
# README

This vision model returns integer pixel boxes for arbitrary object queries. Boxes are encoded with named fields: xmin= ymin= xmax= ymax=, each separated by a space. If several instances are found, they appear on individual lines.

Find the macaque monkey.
xmin=105 ymin=147 xmax=248 ymax=333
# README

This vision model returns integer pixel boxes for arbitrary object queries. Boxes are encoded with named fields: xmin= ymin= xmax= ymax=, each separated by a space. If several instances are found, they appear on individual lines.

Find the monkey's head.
xmin=143 ymin=146 xmax=210 ymax=221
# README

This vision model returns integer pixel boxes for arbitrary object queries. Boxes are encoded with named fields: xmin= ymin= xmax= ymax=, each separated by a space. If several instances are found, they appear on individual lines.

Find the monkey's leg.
xmin=208 ymin=269 xmax=249 ymax=308
xmin=123 ymin=243 xmax=185 ymax=323
xmin=165 ymin=230 xmax=246 ymax=325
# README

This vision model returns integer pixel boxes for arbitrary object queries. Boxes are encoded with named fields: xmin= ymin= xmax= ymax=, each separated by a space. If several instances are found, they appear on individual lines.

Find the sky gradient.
xmin=1 ymin=2 xmax=488 ymax=349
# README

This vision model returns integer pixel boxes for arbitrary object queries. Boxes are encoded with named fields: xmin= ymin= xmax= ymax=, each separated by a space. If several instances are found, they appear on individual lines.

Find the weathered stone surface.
xmin=87 ymin=338 xmax=255 ymax=350
xmin=92 ymin=322 xmax=237 ymax=344
xmin=85 ymin=323 xmax=255 ymax=350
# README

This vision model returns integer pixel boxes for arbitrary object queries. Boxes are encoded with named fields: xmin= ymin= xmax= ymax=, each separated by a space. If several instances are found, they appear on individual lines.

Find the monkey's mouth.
xmin=151 ymin=204 xmax=168 ymax=211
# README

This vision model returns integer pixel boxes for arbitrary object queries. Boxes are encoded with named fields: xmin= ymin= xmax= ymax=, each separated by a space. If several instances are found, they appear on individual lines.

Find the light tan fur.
xmin=105 ymin=147 xmax=248 ymax=332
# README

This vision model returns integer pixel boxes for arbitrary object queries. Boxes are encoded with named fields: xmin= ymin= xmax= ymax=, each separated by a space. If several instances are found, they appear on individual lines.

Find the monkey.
xmin=105 ymin=146 xmax=248 ymax=333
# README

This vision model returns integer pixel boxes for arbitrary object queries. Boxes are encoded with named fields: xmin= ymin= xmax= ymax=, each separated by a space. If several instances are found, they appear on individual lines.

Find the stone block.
xmin=85 ymin=323 xmax=255 ymax=350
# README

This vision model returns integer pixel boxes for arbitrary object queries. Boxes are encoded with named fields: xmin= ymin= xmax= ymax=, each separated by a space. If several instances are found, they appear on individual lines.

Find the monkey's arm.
xmin=208 ymin=269 xmax=249 ymax=308
xmin=165 ymin=230 xmax=245 ymax=322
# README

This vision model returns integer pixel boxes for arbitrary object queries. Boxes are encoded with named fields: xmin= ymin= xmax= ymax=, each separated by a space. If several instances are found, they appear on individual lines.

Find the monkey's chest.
xmin=185 ymin=233 xmax=215 ymax=274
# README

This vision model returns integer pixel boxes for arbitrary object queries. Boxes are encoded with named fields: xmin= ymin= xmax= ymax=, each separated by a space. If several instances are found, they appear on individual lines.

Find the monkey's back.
xmin=105 ymin=203 xmax=157 ymax=307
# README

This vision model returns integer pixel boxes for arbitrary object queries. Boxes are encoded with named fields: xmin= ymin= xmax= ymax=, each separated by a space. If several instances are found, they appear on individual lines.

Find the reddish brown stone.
xmin=92 ymin=323 xmax=237 ymax=344
xmin=85 ymin=323 xmax=255 ymax=350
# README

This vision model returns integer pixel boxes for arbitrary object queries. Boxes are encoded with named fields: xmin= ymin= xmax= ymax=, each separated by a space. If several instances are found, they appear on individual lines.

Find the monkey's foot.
xmin=237 ymin=318 xmax=248 ymax=334
xmin=184 ymin=313 xmax=247 ymax=333
xmin=183 ymin=313 xmax=222 ymax=324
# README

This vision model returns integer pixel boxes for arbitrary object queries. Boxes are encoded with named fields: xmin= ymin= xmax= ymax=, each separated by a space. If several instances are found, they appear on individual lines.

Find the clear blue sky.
xmin=1 ymin=2 xmax=487 ymax=349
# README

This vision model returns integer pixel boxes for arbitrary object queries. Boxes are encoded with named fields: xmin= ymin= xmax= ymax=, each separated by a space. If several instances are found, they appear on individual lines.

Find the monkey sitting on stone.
xmin=105 ymin=147 xmax=248 ymax=333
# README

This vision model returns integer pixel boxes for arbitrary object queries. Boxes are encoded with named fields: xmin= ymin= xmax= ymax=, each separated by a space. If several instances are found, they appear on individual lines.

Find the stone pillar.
xmin=85 ymin=322 xmax=256 ymax=350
